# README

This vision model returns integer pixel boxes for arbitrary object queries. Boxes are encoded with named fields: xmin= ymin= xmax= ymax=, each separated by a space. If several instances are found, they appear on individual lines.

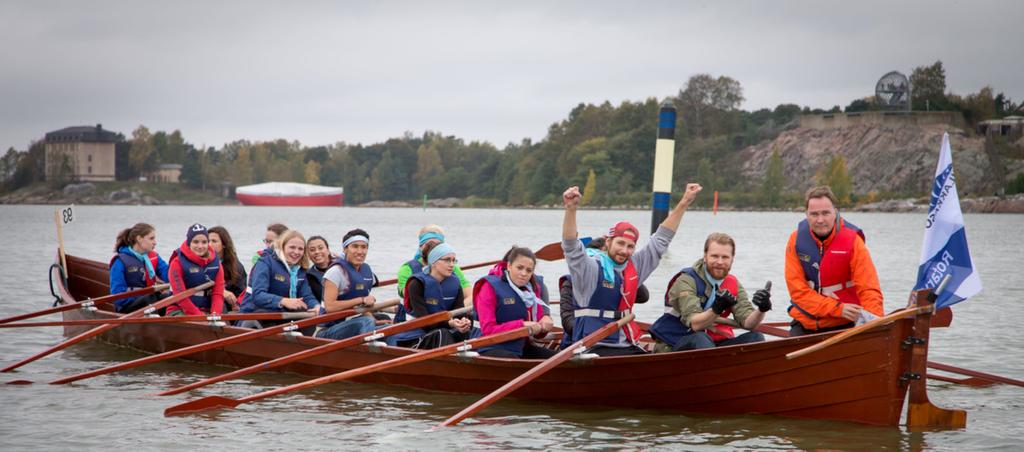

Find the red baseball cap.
xmin=608 ymin=221 xmax=639 ymax=243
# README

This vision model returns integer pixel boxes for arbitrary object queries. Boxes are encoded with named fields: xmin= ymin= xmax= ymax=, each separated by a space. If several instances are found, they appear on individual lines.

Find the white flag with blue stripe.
xmin=914 ymin=133 xmax=981 ymax=309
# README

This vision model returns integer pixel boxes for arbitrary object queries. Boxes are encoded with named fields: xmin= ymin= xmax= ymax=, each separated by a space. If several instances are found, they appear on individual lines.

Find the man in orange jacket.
xmin=785 ymin=186 xmax=884 ymax=336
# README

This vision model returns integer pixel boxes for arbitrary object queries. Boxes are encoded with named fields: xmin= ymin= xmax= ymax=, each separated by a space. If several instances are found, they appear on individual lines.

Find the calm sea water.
xmin=0 ymin=205 xmax=1021 ymax=451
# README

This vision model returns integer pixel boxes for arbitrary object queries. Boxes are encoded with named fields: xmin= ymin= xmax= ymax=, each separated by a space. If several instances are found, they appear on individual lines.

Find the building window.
xmin=87 ymin=154 xmax=92 ymax=162
xmin=88 ymin=166 xmax=92 ymax=174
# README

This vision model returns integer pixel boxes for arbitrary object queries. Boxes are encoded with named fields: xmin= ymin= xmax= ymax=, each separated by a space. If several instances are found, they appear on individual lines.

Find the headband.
xmin=342 ymin=235 xmax=369 ymax=248
xmin=427 ymin=243 xmax=456 ymax=267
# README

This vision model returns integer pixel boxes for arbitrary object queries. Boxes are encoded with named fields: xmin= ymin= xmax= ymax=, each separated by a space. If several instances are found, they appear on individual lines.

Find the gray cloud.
xmin=2 ymin=0 xmax=1021 ymax=150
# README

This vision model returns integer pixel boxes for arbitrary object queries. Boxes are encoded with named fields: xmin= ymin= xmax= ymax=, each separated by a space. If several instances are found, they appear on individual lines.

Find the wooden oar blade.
xmin=5 ymin=379 xmax=34 ymax=385
xmin=164 ymin=396 xmax=241 ymax=416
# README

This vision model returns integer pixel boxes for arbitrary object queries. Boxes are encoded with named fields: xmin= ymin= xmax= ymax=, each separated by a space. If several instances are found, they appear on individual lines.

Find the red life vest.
xmin=789 ymin=218 xmax=864 ymax=330
xmin=706 ymin=275 xmax=739 ymax=342
xmin=618 ymin=262 xmax=642 ymax=343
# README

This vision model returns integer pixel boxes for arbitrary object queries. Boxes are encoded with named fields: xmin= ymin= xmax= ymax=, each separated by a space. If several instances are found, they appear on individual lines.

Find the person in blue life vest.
xmin=109 ymin=222 xmax=170 ymax=313
xmin=560 ymin=182 xmax=702 ymax=357
xmin=388 ymin=241 xmax=475 ymax=349
xmin=239 ymin=229 xmax=319 ymax=329
xmin=648 ymin=233 xmax=771 ymax=352
xmin=558 ymin=236 xmax=650 ymax=348
xmin=305 ymin=235 xmax=332 ymax=303
xmin=474 ymin=246 xmax=556 ymax=359
xmin=251 ymin=223 xmax=288 ymax=266
xmin=395 ymin=224 xmax=473 ymax=303
xmin=208 ymin=226 xmax=245 ymax=312
xmin=786 ymin=186 xmax=884 ymax=336
xmin=166 ymin=223 xmax=226 ymax=316
xmin=314 ymin=229 xmax=380 ymax=340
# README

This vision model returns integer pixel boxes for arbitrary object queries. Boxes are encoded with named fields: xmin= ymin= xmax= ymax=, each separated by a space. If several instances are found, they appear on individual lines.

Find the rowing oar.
xmin=1 ymin=282 xmax=211 ymax=375
xmin=158 ymin=306 xmax=474 ymax=396
xmin=36 ymin=299 xmax=400 ymax=386
xmin=376 ymin=239 xmax=571 ymax=286
xmin=437 ymin=313 xmax=635 ymax=428
xmin=164 ymin=326 xmax=531 ymax=416
xmin=715 ymin=318 xmax=1023 ymax=388
xmin=927 ymin=361 xmax=1024 ymax=388
xmin=0 ymin=284 xmax=170 ymax=325
xmin=785 ymin=305 xmax=933 ymax=360
xmin=0 ymin=311 xmax=320 ymax=328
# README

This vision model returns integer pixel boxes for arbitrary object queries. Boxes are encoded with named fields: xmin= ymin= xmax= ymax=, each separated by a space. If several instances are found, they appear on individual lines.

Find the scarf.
xmin=287 ymin=264 xmax=300 ymax=298
xmin=505 ymin=270 xmax=544 ymax=311
xmin=702 ymin=267 xmax=725 ymax=310
xmin=595 ymin=251 xmax=626 ymax=285
xmin=127 ymin=246 xmax=156 ymax=280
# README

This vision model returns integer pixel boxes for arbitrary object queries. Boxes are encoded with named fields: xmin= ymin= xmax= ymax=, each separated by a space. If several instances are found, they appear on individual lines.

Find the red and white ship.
xmin=235 ymin=182 xmax=344 ymax=207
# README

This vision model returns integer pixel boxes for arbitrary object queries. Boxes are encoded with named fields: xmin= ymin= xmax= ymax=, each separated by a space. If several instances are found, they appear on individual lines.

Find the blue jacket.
xmin=241 ymin=248 xmax=318 ymax=313
xmin=391 ymin=271 xmax=462 ymax=343
xmin=109 ymin=246 xmax=168 ymax=311
xmin=319 ymin=258 xmax=376 ymax=329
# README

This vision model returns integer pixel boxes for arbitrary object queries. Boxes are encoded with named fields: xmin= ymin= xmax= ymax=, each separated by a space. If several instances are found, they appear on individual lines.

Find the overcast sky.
xmin=2 ymin=0 xmax=1021 ymax=151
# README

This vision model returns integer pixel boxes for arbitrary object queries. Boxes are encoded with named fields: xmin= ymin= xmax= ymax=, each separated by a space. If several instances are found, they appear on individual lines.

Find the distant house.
xmin=149 ymin=163 xmax=183 ymax=183
xmin=977 ymin=116 xmax=1024 ymax=137
xmin=44 ymin=124 xmax=118 ymax=182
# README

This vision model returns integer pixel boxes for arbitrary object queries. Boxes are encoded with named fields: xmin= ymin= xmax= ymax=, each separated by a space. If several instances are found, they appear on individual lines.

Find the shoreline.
xmin=2 ymin=183 xmax=1022 ymax=213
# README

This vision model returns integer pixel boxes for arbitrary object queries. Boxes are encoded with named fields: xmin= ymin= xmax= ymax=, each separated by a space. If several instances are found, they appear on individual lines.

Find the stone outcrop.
xmin=739 ymin=124 xmax=1001 ymax=197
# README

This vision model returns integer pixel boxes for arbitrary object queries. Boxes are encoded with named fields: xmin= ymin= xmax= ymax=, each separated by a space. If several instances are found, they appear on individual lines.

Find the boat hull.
xmin=58 ymin=254 xmax=915 ymax=426
xmin=235 ymin=193 xmax=344 ymax=206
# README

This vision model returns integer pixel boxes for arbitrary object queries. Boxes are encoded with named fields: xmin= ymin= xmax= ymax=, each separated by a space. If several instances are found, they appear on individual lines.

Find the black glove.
xmin=711 ymin=290 xmax=738 ymax=315
xmin=752 ymin=281 xmax=773 ymax=312
xmin=752 ymin=289 xmax=772 ymax=312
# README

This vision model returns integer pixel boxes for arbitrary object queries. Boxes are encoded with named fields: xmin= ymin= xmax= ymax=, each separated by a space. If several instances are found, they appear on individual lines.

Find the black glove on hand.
xmin=711 ymin=290 xmax=738 ymax=315
xmin=752 ymin=289 xmax=772 ymax=312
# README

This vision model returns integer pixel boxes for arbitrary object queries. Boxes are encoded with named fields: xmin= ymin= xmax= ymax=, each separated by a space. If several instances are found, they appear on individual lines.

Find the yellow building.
xmin=44 ymin=124 xmax=118 ymax=182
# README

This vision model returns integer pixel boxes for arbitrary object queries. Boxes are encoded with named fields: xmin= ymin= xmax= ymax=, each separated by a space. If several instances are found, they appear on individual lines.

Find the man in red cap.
xmin=561 ymin=182 xmax=702 ymax=356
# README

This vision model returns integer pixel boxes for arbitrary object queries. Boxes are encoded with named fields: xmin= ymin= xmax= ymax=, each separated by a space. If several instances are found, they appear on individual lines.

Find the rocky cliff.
xmin=738 ymin=123 xmax=1006 ymax=197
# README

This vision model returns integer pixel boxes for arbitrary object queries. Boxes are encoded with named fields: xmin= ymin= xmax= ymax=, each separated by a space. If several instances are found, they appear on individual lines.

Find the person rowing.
xmin=314 ymin=229 xmax=379 ymax=340
xmin=388 ymin=241 xmax=475 ymax=349
xmin=166 ymin=223 xmax=226 ymax=316
xmin=558 ymin=236 xmax=650 ymax=349
xmin=109 ymin=222 xmax=170 ymax=313
xmin=208 ymin=226 xmax=245 ymax=312
xmin=239 ymin=229 xmax=319 ymax=329
xmin=473 ymin=246 xmax=556 ymax=359
xmin=395 ymin=225 xmax=472 ymax=303
xmin=560 ymin=182 xmax=702 ymax=356
xmin=649 ymin=232 xmax=770 ymax=352
xmin=305 ymin=235 xmax=332 ymax=303
xmin=252 ymin=222 xmax=288 ymax=266
xmin=786 ymin=186 xmax=884 ymax=336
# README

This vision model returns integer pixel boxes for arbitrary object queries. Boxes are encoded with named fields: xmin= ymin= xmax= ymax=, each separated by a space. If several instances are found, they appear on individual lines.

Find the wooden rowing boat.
xmin=53 ymin=253 xmax=964 ymax=428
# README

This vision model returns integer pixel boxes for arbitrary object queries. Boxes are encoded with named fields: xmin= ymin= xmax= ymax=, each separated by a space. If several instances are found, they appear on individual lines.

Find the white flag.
xmin=914 ymin=133 xmax=981 ymax=309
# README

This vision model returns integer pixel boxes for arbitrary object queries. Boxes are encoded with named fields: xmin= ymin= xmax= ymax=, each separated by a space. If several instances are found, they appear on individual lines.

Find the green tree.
xmin=0 ymin=147 xmax=19 ymax=185
xmin=762 ymin=150 xmax=786 ymax=208
xmin=677 ymin=74 xmax=744 ymax=139
xmin=815 ymin=154 xmax=852 ymax=204
xmin=581 ymin=169 xmax=597 ymax=205
xmin=910 ymin=61 xmax=948 ymax=111
xmin=129 ymin=125 xmax=156 ymax=178
xmin=413 ymin=143 xmax=443 ymax=195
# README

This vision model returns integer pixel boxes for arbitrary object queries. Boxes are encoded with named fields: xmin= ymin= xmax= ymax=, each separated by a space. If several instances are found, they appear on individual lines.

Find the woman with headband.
xmin=388 ymin=241 xmax=473 ymax=349
xmin=395 ymin=225 xmax=472 ymax=302
xmin=315 ymin=229 xmax=378 ymax=340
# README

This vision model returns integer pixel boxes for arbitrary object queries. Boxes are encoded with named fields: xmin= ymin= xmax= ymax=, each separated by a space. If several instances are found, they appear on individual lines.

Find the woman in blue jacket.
xmin=109 ymin=223 xmax=170 ymax=313
xmin=239 ymin=229 xmax=319 ymax=329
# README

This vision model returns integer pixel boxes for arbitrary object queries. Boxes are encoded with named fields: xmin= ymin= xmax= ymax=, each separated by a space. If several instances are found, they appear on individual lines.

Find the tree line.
xmin=3 ymin=60 xmax=1021 ymax=205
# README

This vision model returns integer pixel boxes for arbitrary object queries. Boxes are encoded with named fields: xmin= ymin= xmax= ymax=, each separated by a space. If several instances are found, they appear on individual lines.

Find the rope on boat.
xmin=48 ymin=263 xmax=65 ymax=307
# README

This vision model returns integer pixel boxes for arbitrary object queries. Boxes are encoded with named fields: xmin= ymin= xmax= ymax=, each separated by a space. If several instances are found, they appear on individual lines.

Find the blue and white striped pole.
xmin=651 ymin=100 xmax=676 ymax=233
